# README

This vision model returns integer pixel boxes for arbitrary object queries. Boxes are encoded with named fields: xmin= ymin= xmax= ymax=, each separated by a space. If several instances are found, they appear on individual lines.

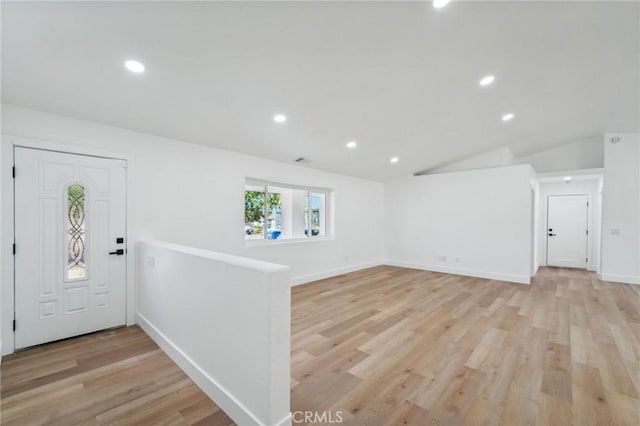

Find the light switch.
xmin=610 ymin=229 xmax=621 ymax=236
xmin=147 ymin=256 xmax=155 ymax=267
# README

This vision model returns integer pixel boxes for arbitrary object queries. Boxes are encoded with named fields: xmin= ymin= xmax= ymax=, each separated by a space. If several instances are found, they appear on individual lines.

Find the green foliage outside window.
xmin=244 ymin=190 xmax=281 ymax=223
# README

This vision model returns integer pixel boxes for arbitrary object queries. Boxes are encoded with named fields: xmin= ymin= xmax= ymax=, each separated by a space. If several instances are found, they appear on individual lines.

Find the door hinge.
xmin=586 ymin=257 xmax=588 ymax=263
xmin=586 ymin=230 xmax=589 ymax=235
xmin=13 ymin=320 xmax=16 ymax=331
xmin=12 ymin=243 xmax=16 ymax=255
xmin=12 ymin=166 xmax=15 ymax=178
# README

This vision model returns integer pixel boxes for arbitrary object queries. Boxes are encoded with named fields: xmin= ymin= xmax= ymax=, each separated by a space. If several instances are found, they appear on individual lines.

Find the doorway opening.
xmin=537 ymin=173 xmax=603 ymax=272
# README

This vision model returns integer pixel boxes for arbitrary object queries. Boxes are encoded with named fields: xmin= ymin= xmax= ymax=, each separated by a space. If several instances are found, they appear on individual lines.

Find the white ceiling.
xmin=2 ymin=1 xmax=638 ymax=181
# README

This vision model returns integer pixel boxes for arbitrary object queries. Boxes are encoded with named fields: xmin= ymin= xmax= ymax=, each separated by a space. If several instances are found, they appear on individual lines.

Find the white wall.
xmin=530 ymin=177 xmax=540 ymax=277
xmin=1 ymin=104 xmax=385 ymax=284
xmin=137 ymin=241 xmax=291 ymax=426
xmin=600 ymin=133 xmax=640 ymax=284
xmin=0 ymin=104 xmax=3 ymax=359
xmin=537 ymin=178 xmax=602 ymax=272
xmin=515 ymin=136 xmax=604 ymax=173
xmin=384 ymin=164 xmax=535 ymax=284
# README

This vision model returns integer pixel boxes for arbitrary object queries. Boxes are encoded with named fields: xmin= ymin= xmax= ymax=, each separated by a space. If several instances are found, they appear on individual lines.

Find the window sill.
xmin=245 ymin=236 xmax=334 ymax=247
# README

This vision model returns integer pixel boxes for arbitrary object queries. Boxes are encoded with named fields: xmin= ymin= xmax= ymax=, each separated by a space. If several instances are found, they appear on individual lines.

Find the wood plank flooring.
xmin=2 ymin=266 xmax=639 ymax=425
xmin=0 ymin=326 xmax=234 ymax=425
xmin=291 ymin=266 xmax=640 ymax=425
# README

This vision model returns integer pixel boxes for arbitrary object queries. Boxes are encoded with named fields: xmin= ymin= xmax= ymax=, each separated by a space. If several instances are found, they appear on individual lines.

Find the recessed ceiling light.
xmin=502 ymin=113 xmax=515 ymax=122
xmin=273 ymin=114 xmax=287 ymax=123
xmin=433 ymin=0 xmax=451 ymax=9
xmin=563 ymin=176 xmax=572 ymax=182
xmin=479 ymin=75 xmax=495 ymax=87
xmin=390 ymin=157 xmax=399 ymax=164
xmin=124 ymin=60 xmax=145 ymax=73
xmin=346 ymin=141 xmax=357 ymax=149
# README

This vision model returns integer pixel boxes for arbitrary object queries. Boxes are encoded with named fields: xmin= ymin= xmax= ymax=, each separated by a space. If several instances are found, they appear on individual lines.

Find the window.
xmin=244 ymin=184 xmax=266 ymax=240
xmin=66 ymin=184 xmax=88 ymax=280
xmin=245 ymin=180 xmax=329 ymax=241
xmin=309 ymin=192 xmax=326 ymax=237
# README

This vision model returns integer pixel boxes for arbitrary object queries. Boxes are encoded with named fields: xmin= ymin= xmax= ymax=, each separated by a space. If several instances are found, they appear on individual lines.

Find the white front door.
xmin=547 ymin=194 xmax=588 ymax=269
xmin=14 ymin=147 xmax=127 ymax=349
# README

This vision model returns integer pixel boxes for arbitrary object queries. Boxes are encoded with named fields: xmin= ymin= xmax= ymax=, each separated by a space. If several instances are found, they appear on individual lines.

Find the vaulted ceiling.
xmin=2 ymin=1 xmax=638 ymax=181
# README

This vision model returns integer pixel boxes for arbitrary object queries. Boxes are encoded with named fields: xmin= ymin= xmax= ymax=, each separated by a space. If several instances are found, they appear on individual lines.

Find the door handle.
xmin=109 ymin=249 xmax=125 ymax=255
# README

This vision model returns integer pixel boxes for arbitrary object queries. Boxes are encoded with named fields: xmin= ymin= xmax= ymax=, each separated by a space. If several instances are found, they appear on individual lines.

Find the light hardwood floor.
xmin=0 ymin=326 xmax=234 ymax=425
xmin=291 ymin=266 xmax=640 ymax=425
xmin=1 ymin=266 xmax=639 ymax=425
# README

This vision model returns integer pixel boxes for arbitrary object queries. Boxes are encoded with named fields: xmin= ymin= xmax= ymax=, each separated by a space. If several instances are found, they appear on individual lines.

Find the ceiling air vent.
xmin=294 ymin=157 xmax=311 ymax=164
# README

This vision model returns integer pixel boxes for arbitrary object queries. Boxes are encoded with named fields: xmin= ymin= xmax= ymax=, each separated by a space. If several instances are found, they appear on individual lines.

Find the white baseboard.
xmin=599 ymin=273 xmax=640 ymax=285
xmin=291 ymin=260 xmax=384 ymax=286
xmin=384 ymin=260 xmax=531 ymax=284
xmin=137 ymin=313 xmax=274 ymax=426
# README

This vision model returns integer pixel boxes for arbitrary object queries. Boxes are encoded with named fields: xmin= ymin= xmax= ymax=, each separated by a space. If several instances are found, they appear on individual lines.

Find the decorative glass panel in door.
xmin=66 ymin=184 xmax=87 ymax=280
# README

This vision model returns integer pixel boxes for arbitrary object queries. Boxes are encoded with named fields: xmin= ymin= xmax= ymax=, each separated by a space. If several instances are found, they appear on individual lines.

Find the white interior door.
xmin=14 ymin=147 xmax=127 ymax=349
xmin=547 ymin=194 xmax=588 ymax=269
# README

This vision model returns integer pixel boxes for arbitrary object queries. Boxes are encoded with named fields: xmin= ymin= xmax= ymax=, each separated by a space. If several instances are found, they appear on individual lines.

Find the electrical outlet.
xmin=455 ymin=257 xmax=460 ymax=263
xmin=438 ymin=255 xmax=446 ymax=261
xmin=610 ymin=228 xmax=621 ymax=236
xmin=345 ymin=256 xmax=350 ymax=262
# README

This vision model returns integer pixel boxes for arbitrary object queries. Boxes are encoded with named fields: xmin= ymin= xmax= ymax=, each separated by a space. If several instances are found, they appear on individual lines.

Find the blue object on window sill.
xmin=267 ymin=230 xmax=282 ymax=240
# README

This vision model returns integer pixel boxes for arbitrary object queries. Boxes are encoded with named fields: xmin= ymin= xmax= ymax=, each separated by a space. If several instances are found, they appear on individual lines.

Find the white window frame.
xmin=245 ymin=178 xmax=332 ymax=245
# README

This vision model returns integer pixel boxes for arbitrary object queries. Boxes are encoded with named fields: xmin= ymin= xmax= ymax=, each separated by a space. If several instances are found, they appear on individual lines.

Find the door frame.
xmin=545 ymin=193 xmax=589 ymax=269
xmin=2 ymin=135 xmax=137 ymax=355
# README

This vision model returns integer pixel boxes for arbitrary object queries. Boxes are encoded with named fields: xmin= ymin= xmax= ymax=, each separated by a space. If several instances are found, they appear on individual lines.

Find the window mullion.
xmin=307 ymin=191 xmax=311 ymax=238
xmin=264 ymin=186 xmax=268 ymax=240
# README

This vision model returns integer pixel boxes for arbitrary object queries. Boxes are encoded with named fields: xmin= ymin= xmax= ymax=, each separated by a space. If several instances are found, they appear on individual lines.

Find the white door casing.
xmin=547 ymin=194 xmax=588 ymax=269
xmin=14 ymin=147 xmax=127 ymax=349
